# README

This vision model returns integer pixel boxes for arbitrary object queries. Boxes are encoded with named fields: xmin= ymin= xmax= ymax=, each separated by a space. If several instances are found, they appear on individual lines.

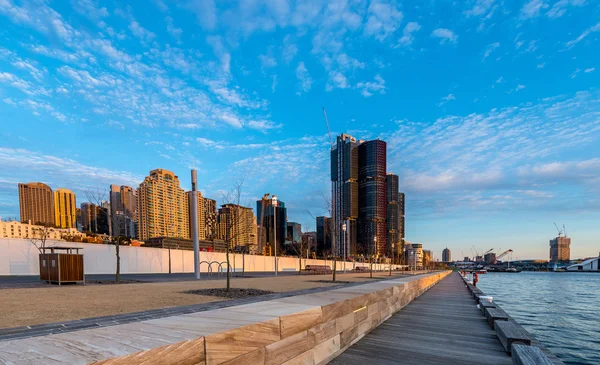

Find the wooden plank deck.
xmin=331 ymin=272 xmax=513 ymax=365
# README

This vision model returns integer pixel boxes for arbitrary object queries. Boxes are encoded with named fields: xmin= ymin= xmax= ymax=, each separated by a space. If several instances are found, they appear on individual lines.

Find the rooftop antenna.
xmin=322 ymin=107 xmax=334 ymax=149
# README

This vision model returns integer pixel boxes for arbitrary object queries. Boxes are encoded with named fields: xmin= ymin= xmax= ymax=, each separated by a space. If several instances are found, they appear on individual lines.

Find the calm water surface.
xmin=477 ymin=272 xmax=600 ymax=365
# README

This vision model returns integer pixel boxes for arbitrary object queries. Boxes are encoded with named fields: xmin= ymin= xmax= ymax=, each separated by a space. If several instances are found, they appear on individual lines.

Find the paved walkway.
xmin=332 ymin=273 xmax=513 ymax=365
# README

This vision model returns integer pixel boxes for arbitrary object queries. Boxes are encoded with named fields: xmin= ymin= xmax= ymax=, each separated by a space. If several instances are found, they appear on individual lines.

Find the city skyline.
xmin=1 ymin=1 xmax=599 ymax=259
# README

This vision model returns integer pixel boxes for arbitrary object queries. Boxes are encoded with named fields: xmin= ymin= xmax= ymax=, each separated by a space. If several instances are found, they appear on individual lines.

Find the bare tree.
xmin=85 ymin=187 xmax=122 ymax=283
xmin=221 ymin=179 xmax=254 ymax=292
xmin=29 ymin=225 xmax=52 ymax=253
xmin=306 ymin=194 xmax=338 ymax=282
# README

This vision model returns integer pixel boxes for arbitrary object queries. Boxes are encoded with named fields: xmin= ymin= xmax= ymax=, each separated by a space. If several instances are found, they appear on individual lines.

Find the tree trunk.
xmin=333 ymin=256 xmax=337 ymax=282
xmin=298 ymin=241 xmax=302 ymax=275
xmin=116 ymin=241 xmax=120 ymax=283
xmin=226 ymin=246 xmax=230 ymax=292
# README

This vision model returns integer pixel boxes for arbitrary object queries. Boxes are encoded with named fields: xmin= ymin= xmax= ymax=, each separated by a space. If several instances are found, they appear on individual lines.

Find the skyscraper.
xmin=331 ymin=134 xmax=360 ymax=256
xmin=137 ymin=169 xmax=189 ymax=240
xmin=442 ymin=248 xmax=452 ymax=262
xmin=286 ymin=222 xmax=302 ymax=243
xmin=187 ymin=190 xmax=206 ymax=240
xmin=316 ymin=216 xmax=332 ymax=257
xmin=203 ymin=197 xmax=217 ymax=240
xmin=256 ymin=196 xmax=287 ymax=256
xmin=109 ymin=185 xmax=137 ymax=238
xmin=386 ymin=173 xmax=400 ymax=262
xmin=80 ymin=202 xmax=110 ymax=234
xmin=217 ymin=204 xmax=257 ymax=250
xmin=358 ymin=139 xmax=387 ymax=257
xmin=331 ymin=134 xmax=393 ymax=259
xmin=18 ymin=182 xmax=54 ymax=226
xmin=550 ymin=236 xmax=571 ymax=263
xmin=53 ymin=188 xmax=76 ymax=228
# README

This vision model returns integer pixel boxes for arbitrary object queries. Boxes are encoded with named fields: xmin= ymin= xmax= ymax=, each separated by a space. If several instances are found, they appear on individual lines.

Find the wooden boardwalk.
xmin=331 ymin=273 xmax=513 ymax=365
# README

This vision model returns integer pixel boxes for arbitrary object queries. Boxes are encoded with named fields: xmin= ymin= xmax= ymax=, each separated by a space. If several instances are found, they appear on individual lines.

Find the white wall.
xmin=0 ymin=238 xmax=391 ymax=276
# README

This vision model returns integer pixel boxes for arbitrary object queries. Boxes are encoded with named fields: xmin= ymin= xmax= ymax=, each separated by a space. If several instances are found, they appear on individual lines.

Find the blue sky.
xmin=0 ymin=0 xmax=599 ymax=260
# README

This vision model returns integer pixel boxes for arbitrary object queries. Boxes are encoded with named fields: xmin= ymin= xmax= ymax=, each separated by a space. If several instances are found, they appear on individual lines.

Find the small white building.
xmin=566 ymin=257 xmax=600 ymax=272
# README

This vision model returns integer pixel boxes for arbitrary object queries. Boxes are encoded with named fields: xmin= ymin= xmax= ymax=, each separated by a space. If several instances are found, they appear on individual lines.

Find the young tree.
xmin=306 ymin=194 xmax=338 ymax=282
xmin=29 ymin=225 xmax=52 ymax=253
xmin=85 ymin=187 xmax=122 ymax=283
xmin=221 ymin=179 xmax=254 ymax=292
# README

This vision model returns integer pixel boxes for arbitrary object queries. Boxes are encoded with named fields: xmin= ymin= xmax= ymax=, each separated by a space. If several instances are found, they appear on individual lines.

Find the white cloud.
xmin=584 ymin=68 xmax=595 ymax=73
xmin=185 ymin=0 xmax=217 ymax=30
xmin=356 ymin=74 xmax=386 ymax=97
xmin=482 ymin=42 xmax=500 ymax=60
xmin=537 ymin=62 xmax=545 ymax=68
xmin=566 ymin=22 xmax=600 ymax=48
xmin=0 ymin=147 xmax=142 ymax=192
xmin=282 ymin=36 xmax=298 ymax=63
xmin=397 ymin=22 xmax=420 ymax=47
xmin=258 ymin=54 xmax=277 ymax=68
xmin=438 ymin=93 xmax=456 ymax=106
xmin=515 ymin=84 xmax=526 ymax=91
xmin=520 ymin=0 xmax=546 ymax=19
xmin=206 ymin=35 xmax=231 ymax=73
xmin=129 ymin=20 xmax=155 ymax=42
xmin=364 ymin=0 xmax=403 ymax=41
xmin=464 ymin=0 xmax=497 ymax=17
xmin=326 ymin=70 xmax=348 ymax=91
xmin=547 ymin=0 xmax=587 ymax=19
xmin=247 ymin=119 xmax=282 ymax=131
xmin=295 ymin=62 xmax=313 ymax=94
xmin=165 ymin=16 xmax=183 ymax=40
xmin=105 ymin=120 xmax=125 ymax=130
xmin=431 ymin=28 xmax=458 ymax=44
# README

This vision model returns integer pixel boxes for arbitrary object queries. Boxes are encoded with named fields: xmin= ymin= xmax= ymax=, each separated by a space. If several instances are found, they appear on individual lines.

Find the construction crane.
xmin=554 ymin=222 xmax=563 ymax=237
xmin=496 ymin=249 xmax=513 ymax=261
xmin=322 ymin=107 xmax=334 ymax=150
xmin=483 ymin=248 xmax=494 ymax=255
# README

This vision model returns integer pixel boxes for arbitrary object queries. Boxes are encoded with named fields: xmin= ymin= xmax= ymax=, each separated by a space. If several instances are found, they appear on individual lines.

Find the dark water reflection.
xmin=477 ymin=271 xmax=600 ymax=365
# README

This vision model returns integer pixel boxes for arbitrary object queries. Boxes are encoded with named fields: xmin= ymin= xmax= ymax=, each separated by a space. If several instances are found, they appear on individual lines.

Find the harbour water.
xmin=477 ymin=271 xmax=600 ymax=365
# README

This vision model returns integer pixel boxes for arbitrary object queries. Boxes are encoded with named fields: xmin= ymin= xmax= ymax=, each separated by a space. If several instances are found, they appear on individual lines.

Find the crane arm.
xmin=322 ymin=107 xmax=333 ymax=149
xmin=496 ymin=249 xmax=513 ymax=260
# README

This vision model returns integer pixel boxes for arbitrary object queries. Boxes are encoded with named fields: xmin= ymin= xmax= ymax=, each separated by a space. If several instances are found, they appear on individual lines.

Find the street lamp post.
xmin=273 ymin=196 xmax=278 ymax=277
xmin=389 ymin=242 xmax=394 ymax=276
xmin=371 ymin=236 xmax=377 ymax=278
xmin=342 ymin=223 xmax=347 ymax=273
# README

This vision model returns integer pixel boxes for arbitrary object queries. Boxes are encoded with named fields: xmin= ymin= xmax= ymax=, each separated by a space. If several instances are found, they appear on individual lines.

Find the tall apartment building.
xmin=423 ymin=249 xmax=433 ymax=267
xmin=256 ymin=196 xmax=287 ymax=256
xmin=109 ymin=185 xmax=137 ymax=237
xmin=442 ymin=247 xmax=451 ymax=262
xmin=80 ymin=202 xmax=110 ymax=234
xmin=316 ymin=216 xmax=332 ymax=257
xmin=286 ymin=222 xmax=302 ymax=243
xmin=217 ymin=204 xmax=257 ymax=249
xmin=406 ymin=243 xmax=423 ymax=268
xmin=187 ymin=191 xmax=206 ymax=240
xmin=137 ymin=169 xmax=189 ymax=240
xmin=550 ymin=236 xmax=571 ymax=263
xmin=203 ymin=197 xmax=217 ymax=240
xmin=53 ymin=188 xmax=76 ymax=228
xmin=18 ymin=182 xmax=54 ymax=226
